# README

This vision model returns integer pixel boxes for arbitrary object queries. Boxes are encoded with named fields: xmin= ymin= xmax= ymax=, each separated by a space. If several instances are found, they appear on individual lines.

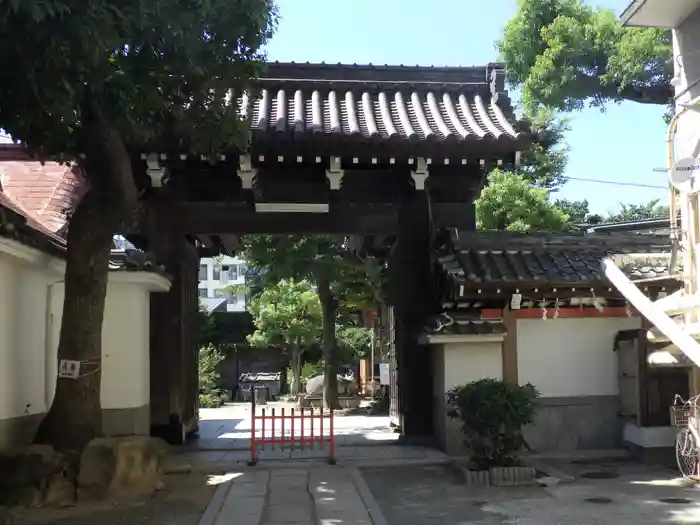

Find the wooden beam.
xmin=174 ymin=202 xmax=399 ymax=234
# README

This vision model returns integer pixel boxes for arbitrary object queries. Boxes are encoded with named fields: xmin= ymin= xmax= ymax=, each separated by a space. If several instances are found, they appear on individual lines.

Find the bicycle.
xmin=671 ymin=393 xmax=700 ymax=478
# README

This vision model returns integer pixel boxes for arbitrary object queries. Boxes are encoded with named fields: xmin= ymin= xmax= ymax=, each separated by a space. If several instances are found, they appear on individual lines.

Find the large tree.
xmin=0 ymin=0 xmax=276 ymax=450
xmin=476 ymin=170 xmax=571 ymax=231
xmin=518 ymin=107 xmax=570 ymax=190
xmin=498 ymin=0 xmax=672 ymax=112
xmin=246 ymin=279 xmax=322 ymax=396
xmin=240 ymin=235 xmax=375 ymax=408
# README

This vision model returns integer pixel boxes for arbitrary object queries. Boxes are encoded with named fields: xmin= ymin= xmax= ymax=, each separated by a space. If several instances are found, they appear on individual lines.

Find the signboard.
xmin=58 ymin=359 xmax=80 ymax=379
xmin=379 ymin=363 xmax=390 ymax=386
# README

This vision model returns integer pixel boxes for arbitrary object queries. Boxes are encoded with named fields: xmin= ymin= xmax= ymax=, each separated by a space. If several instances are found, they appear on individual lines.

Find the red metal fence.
xmin=248 ymin=407 xmax=336 ymax=466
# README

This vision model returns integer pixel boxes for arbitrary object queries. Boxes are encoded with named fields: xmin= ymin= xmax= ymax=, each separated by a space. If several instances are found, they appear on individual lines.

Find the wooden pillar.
xmin=388 ymin=187 xmax=434 ymax=438
xmin=148 ymin=205 xmax=199 ymax=444
xmin=502 ymin=307 xmax=518 ymax=383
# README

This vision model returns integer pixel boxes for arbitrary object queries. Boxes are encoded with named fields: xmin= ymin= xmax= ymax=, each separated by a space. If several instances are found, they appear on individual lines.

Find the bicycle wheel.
xmin=676 ymin=427 xmax=699 ymax=478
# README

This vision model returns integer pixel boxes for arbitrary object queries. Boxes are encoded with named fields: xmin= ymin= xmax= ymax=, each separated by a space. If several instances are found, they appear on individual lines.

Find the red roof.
xmin=0 ymin=160 xmax=87 ymax=234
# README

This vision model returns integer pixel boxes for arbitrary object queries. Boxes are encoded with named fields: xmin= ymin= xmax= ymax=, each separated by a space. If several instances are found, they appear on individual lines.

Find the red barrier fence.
xmin=248 ymin=407 xmax=336 ymax=466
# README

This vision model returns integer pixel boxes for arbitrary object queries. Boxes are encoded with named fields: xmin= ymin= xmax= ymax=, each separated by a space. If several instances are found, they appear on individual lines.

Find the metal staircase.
xmin=602 ymin=105 xmax=700 ymax=367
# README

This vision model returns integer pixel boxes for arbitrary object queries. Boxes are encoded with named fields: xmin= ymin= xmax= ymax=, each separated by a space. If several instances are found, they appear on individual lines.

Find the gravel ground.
xmin=7 ymin=473 xmax=217 ymax=525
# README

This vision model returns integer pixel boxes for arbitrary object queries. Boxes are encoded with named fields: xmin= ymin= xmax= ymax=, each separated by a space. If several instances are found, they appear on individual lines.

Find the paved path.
xmin=361 ymin=461 xmax=700 ymax=525
xmin=195 ymin=404 xmax=398 ymax=452
xmin=200 ymin=467 xmax=376 ymax=525
xmin=174 ymin=443 xmax=448 ymax=473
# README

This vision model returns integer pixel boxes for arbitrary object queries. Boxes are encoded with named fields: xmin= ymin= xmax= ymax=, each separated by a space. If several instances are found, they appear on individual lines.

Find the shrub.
xmin=198 ymin=345 xmax=225 ymax=407
xmin=446 ymin=378 xmax=540 ymax=470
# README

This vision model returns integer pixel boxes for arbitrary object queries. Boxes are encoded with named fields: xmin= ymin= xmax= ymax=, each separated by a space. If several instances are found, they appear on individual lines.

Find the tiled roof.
xmin=423 ymin=311 xmax=506 ymax=336
xmin=0 ymin=159 xmax=87 ymax=234
xmin=245 ymin=62 xmax=527 ymax=147
xmin=0 ymin=191 xmax=66 ymax=254
xmin=109 ymin=249 xmax=166 ymax=275
xmin=438 ymin=230 xmax=676 ymax=288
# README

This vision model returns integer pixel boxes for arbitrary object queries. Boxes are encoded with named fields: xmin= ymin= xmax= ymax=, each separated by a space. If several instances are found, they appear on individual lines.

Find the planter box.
xmin=462 ymin=468 xmax=491 ymax=487
xmin=458 ymin=465 xmax=537 ymax=487
xmin=489 ymin=466 xmax=537 ymax=486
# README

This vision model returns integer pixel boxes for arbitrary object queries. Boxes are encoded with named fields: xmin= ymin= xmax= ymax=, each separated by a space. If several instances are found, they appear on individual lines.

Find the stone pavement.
xmin=361 ymin=460 xmax=700 ymax=525
xmin=195 ymin=404 xmax=398 ymax=452
xmin=200 ymin=467 xmax=377 ymax=525
xmin=175 ymin=444 xmax=448 ymax=473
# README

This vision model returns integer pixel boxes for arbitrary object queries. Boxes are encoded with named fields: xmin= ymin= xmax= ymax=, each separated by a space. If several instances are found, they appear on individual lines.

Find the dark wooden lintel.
xmin=174 ymin=202 xmax=398 ymax=234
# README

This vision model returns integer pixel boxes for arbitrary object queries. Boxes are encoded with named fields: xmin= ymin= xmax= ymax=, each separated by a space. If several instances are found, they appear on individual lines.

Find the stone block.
xmin=77 ymin=436 xmax=168 ymax=501
xmin=0 ymin=444 xmax=76 ymax=508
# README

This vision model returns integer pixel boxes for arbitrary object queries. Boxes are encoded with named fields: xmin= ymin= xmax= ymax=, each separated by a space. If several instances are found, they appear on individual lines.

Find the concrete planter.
xmin=489 ymin=466 xmax=537 ymax=486
xmin=458 ymin=465 xmax=537 ymax=487
xmin=461 ymin=468 xmax=491 ymax=487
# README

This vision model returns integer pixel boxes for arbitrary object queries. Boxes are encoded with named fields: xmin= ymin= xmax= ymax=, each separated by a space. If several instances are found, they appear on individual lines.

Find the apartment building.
xmin=198 ymin=255 xmax=248 ymax=312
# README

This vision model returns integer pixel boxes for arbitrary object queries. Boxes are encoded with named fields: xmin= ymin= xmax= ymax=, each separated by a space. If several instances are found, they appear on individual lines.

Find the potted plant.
xmin=446 ymin=378 xmax=540 ymax=486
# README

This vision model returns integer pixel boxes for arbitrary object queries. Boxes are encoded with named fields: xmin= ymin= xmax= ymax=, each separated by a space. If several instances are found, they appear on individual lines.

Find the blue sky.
xmin=264 ymin=0 xmax=669 ymax=215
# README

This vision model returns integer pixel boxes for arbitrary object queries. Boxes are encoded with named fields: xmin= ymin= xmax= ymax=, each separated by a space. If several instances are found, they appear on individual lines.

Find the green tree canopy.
xmin=246 ymin=279 xmax=322 ymax=395
xmin=498 ymin=0 xmax=672 ymax=112
xmin=4 ymin=0 xmax=277 ymax=450
xmin=476 ymin=170 xmax=571 ymax=232
xmin=604 ymin=199 xmax=669 ymax=222
xmin=518 ymin=107 xmax=570 ymax=190
xmin=240 ymin=235 xmax=377 ymax=407
xmin=337 ymin=325 xmax=373 ymax=362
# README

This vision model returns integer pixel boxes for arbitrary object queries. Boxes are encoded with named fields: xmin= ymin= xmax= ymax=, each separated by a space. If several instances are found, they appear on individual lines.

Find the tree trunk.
xmin=289 ymin=346 xmax=303 ymax=396
xmin=315 ymin=273 xmax=340 ymax=409
xmin=34 ymin=101 xmax=137 ymax=451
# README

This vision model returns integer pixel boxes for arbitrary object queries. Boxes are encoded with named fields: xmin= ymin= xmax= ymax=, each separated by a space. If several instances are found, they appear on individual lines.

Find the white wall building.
xmin=198 ymin=255 xmax=248 ymax=312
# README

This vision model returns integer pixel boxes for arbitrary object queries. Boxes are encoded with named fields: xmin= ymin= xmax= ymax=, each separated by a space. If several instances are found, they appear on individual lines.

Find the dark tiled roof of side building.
xmin=437 ymin=230 xmax=676 ymax=288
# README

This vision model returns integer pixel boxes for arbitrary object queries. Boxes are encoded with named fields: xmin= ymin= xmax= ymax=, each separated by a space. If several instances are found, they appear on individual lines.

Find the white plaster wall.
xmin=674 ymin=10 xmax=700 ymax=159
xmin=517 ymin=317 xmax=642 ymax=398
xmin=443 ymin=341 xmax=503 ymax=391
xmin=0 ymin=249 xmax=162 ymax=433
xmin=48 ymin=282 xmax=152 ymax=411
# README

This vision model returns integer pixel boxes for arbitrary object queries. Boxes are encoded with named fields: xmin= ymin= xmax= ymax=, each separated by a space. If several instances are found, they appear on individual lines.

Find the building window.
xmin=212 ymin=265 xmax=221 ymax=280
xmin=229 ymin=295 xmax=238 ymax=305
xmin=230 ymin=265 xmax=238 ymax=280
xmin=214 ymin=289 xmax=226 ymax=298
xmin=198 ymin=264 xmax=208 ymax=280
xmin=198 ymin=288 xmax=208 ymax=298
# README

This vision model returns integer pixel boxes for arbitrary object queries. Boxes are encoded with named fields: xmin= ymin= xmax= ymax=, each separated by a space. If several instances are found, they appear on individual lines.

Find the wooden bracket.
xmin=326 ymin=156 xmax=344 ymax=190
xmin=238 ymin=155 xmax=256 ymax=190
xmin=411 ymin=157 xmax=429 ymax=190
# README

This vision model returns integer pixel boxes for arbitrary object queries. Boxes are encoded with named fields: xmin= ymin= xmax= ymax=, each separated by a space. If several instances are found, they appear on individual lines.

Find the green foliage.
xmin=446 ymin=379 xmax=540 ymax=469
xmin=198 ymin=344 xmax=225 ymax=408
xmin=476 ymin=170 xmax=571 ymax=232
xmin=246 ymin=279 xmax=322 ymax=349
xmin=300 ymin=361 xmax=324 ymax=383
xmin=604 ymin=199 xmax=669 ymax=222
xmin=553 ymin=198 xmax=597 ymax=224
xmin=337 ymin=325 xmax=373 ymax=360
xmin=518 ymin=107 xmax=570 ymax=190
xmin=0 ymin=0 xmax=278 ymax=159
xmin=240 ymin=235 xmax=380 ymax=308
xmin=498 ymin=0 xmax=672 ymax=112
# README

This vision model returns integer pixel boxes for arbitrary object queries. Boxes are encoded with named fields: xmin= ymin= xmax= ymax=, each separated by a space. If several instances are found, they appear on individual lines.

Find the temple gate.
xmin=123 ymin=62 xmax=530 ymax=443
